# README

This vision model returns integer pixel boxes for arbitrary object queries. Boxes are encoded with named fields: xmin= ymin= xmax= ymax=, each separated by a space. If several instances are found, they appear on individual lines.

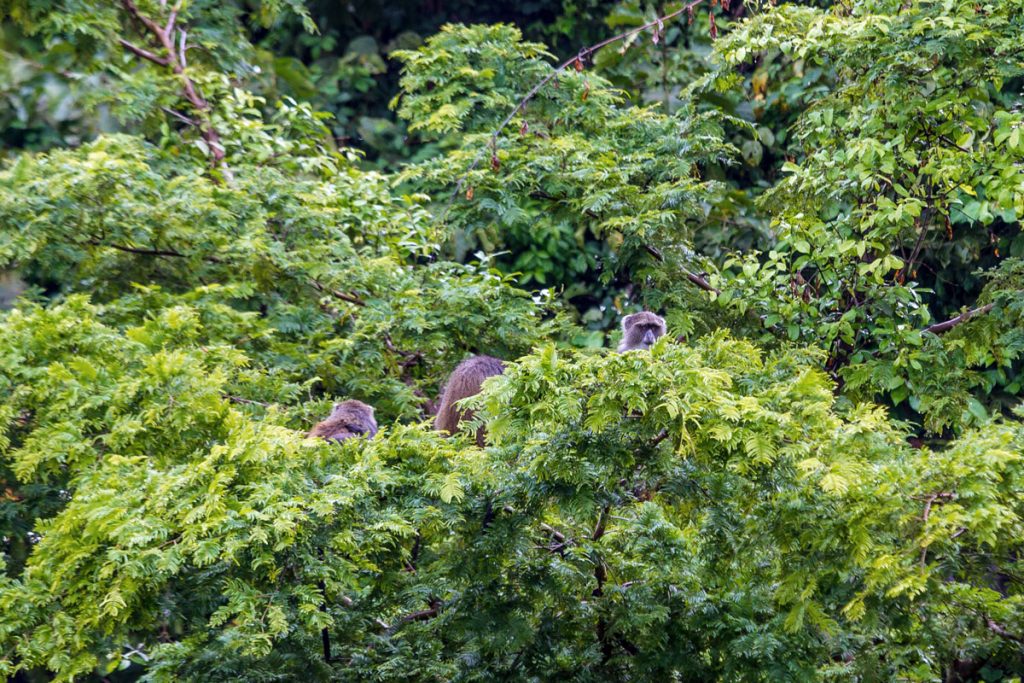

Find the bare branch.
xmin=165 ymin=0 xmax=183 ymax=35
xmin=539 ymin=523 xmax=567 ymax=544
xmin=649 ymin=429 xmax=670 ymax=448
xmin=592 ymin=505 xmax=610 ymax=542
xmin=924 ymin=303 xmax=994 ymax=334
xmin=179 ymin=29 xmax=188 ymax=69
xmin=684 ymin=269 xmax=720 ymax=294
xmin=377 ymin=601 xmax=442 ymax=634
xmin=118 ymin=38 xmax=169 ymax=66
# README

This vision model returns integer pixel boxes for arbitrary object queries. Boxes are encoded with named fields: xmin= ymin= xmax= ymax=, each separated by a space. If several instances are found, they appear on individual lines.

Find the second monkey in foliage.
xmin=308 ymin=400 xmax=378 ymax=442
xmin=434 ymin=355 xmax=506 ymax=447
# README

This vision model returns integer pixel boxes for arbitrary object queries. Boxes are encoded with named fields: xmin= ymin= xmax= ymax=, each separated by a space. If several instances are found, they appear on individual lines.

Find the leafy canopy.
xmin=0 ymin=0 xmax=1022 ymax=681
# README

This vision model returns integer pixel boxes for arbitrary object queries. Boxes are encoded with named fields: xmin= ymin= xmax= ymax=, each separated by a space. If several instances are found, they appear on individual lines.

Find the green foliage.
xmin=0 ymin=0 xmax=1022 ymax=680
xmin=0 ymin=296 xmax=477 ymax=679
xmin=703 ymin=0 xmax=1024 ymax=432
xmin=0 ymin=129 xmax=557 ymax=416
xmin=3 ymin=317 xmax=1021 ymax=679
xmin=394 ymin=23 xmax=737 ymax=336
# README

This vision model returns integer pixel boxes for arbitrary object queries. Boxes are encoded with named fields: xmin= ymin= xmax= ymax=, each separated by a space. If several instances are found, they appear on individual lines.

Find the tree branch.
xmin=643 ymin=244 xmax=720 ymax=294
xmin=592 ymin=504 xmax=610 ymax=542
xmin=986 ymin=618 xmax=1024 ymax=645
xmin=311 ymin=280 xmax=367 ymax=307
xmin=122 ymin=0 xmax=165 ymax=37
xmin=117 ymin=38 xmax=168 ymax=66
xmin=684 ymin=269 xmax=720 ymax=294
xmin=119 ymin=0 xmax=232 ymax=181
xmin=378 ymin=601 xmax=442 ymax=634
xmin=924 ymin=303 xmax=994 ymax=334
xmin=165 ymin=0 xmax=183 ymax=35
xmin=539 ymin=523 xmax=567 ymax=544
xmin=89 ymin=240 xmax=185 ymax=258
xmin=160 ymin=106 xmax=199 ymax=126
xmin=224 ymin=395 xmax=270 ymax=407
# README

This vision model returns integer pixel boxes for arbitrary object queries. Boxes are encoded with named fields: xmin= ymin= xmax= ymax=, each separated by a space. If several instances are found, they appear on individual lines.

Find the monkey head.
xmin=309 ymin=399 xmax=378 ymax=443
xmin=617 ymin=311 xmax=667 ymax=352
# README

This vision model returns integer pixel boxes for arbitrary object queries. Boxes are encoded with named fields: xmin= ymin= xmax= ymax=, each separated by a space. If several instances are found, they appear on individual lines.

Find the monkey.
xmin=617 ymin=311 xmax=667 ymax=352
xmin=434 ymin=355 xmax=506 ymax=447
xmin=308 ymin=399 xmax=378 ymax=443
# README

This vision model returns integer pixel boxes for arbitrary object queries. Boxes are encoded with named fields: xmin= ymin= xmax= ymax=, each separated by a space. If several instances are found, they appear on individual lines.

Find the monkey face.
xmin=640 ymin=326 xmax=658 ymax=348
xmin=618 ymin=311 xmax=667 ymax=352
xmin=617 ymin=312 xmax=667 ymax=352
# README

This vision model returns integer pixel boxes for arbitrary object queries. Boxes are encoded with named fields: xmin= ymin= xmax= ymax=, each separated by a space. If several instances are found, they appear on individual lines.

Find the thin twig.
xmin=161 ymin=106 xmax=199 ymax=126
xmin=311 ymin=280 xmax=367 ymax=307
xmin=224 ymin=395 xmax=271 ymax=407
xmin=89 ymin=240 xmax=185 ymax=258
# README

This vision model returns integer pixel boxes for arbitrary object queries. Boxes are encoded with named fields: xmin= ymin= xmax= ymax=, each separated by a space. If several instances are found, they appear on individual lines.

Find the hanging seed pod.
xmin=490 ymin=153 xmax=500 ymax=171
xmin=574 ymin=57 xmax=584 ymax=72
xmin=581 ymin=80 xmax=590 ymax=101
xmin=709 ymin=13 xmax=718 ymax=40
xmin=687 ymin=5 xmax=694 ymax=24
xmin=519 ymin=120 xmax=529 ymax=135
xmin=466 ymin=186 xmax=474 ymax=200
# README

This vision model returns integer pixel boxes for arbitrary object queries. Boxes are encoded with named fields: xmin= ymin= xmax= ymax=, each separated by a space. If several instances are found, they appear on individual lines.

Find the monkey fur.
xmin=617 ymin=311 xmax=667 ymax=352
xmin=308 ymin=399 xmax=378 ymax=443
xmin=434 ymin=355 xmax=506 ymax=446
